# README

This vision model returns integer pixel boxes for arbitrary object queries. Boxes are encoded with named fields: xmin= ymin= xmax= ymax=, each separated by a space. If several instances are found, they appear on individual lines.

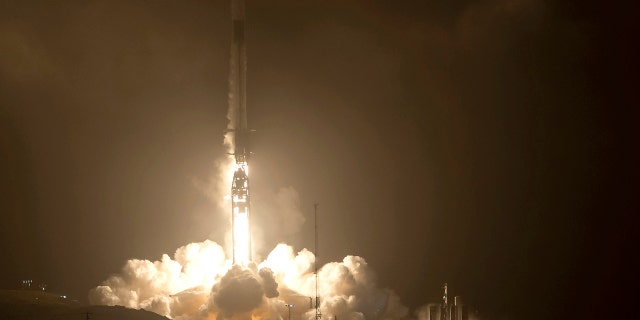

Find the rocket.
xmin=230 ymin=0 xmax=248 ymax=159
xmin=229 ymin=0 xmax=251 ymax=266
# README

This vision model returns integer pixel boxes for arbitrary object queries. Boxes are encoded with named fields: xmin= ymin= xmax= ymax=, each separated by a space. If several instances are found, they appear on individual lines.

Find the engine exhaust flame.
xmin=231 ymin=162 xmax=251 ymax=265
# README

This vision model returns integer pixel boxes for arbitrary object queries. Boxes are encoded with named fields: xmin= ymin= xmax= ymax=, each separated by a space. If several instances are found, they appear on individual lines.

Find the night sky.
xmin=0 ymin=1 xmax=636 ymax=320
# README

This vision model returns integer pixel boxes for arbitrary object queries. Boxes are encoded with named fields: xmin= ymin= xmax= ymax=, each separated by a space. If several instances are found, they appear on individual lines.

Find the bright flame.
xmin=232 ymin=209 xmax=250 ymax=265
xmin=232 ymin=162 xmax=251 ymax=265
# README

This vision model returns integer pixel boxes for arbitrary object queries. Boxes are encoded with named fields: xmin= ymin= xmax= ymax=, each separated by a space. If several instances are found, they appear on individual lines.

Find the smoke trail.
xmin=225 ymin=1 xmax=242 ymax=155
xmin=224 ymin=25 xmax=237 ymax=154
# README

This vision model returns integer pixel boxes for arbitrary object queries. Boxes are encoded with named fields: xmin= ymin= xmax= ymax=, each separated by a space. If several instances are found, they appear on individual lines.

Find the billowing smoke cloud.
xmin=89 ymin=240 xmax=228 ymax=318
xmin=258 ymin=268 xmax=280 ymax=299
xmin=91 ymin=242 xmax=408 ymax=320
xmin=261 ymin=244 xmax=409 ymax=320
xmin=210 ymin=265 xmax=265 ymax=318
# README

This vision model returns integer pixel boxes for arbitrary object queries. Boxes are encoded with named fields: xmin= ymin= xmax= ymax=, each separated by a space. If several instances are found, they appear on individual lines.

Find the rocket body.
xmin=230 ymin=0 xmax=248 ymax=160
xmin=230 ymin=0 xmax=251 ymax=266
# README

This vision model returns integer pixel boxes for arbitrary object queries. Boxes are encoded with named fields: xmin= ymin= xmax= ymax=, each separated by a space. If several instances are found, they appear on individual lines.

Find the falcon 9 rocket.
xmin=229 ymin=0 xmax=251 ymax=266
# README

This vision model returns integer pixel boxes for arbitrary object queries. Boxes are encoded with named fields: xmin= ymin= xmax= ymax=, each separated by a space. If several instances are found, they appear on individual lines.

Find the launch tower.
xmin=229 ymin=0 xmax=251 ymax=266
xmin=441 ymin=283 xmax=449 ymax=320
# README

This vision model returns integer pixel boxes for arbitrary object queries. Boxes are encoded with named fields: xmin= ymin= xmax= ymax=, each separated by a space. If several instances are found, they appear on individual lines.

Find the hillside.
xmin=0 ymin=290 xmax=170 ymax=320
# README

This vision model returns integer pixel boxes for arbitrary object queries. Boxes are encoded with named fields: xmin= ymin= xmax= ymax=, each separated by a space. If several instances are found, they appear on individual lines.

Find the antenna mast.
xmin=314 ymin=204 xmax=322 ymax=320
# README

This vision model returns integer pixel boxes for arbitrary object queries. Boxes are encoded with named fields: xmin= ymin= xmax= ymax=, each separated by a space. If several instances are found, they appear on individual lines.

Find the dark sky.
xmin=0 ymin=1 xmax=636 ymax=319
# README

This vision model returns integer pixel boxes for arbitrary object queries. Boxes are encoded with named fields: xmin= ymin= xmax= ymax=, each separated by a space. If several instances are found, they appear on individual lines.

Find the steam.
xmin=258 ymin=268 xmax=280 ymax=299
xmin=211 ymin=266 xmax=265 ymax=317
xmin=88 ymin=240 xmax=227 ymax=317
xmin=261 ymin=245 xmax=409 ymax=320
xmin=90 ymin=242 xmax=408 ymax=320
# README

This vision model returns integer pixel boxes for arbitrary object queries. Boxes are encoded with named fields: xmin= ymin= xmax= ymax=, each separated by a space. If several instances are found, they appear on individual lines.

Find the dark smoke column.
xmin=229 ymin=0 xmax=251 ymax=266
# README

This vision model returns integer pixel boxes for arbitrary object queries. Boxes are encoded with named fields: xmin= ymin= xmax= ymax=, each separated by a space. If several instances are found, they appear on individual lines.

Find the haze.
xmin=0 ymin=1 xmax=635 ymax=320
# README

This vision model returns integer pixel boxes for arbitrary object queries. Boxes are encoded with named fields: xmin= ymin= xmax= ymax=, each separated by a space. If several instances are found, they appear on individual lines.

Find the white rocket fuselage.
xmin=230 ymin=0 xmax=251 ymax=266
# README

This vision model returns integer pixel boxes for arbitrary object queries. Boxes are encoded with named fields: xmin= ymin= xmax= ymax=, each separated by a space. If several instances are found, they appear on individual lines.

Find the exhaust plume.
xmin=90 ymin=242 xmax=409 ymax=320
xmin=210 ymin=265 xmax=266 ymax=317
